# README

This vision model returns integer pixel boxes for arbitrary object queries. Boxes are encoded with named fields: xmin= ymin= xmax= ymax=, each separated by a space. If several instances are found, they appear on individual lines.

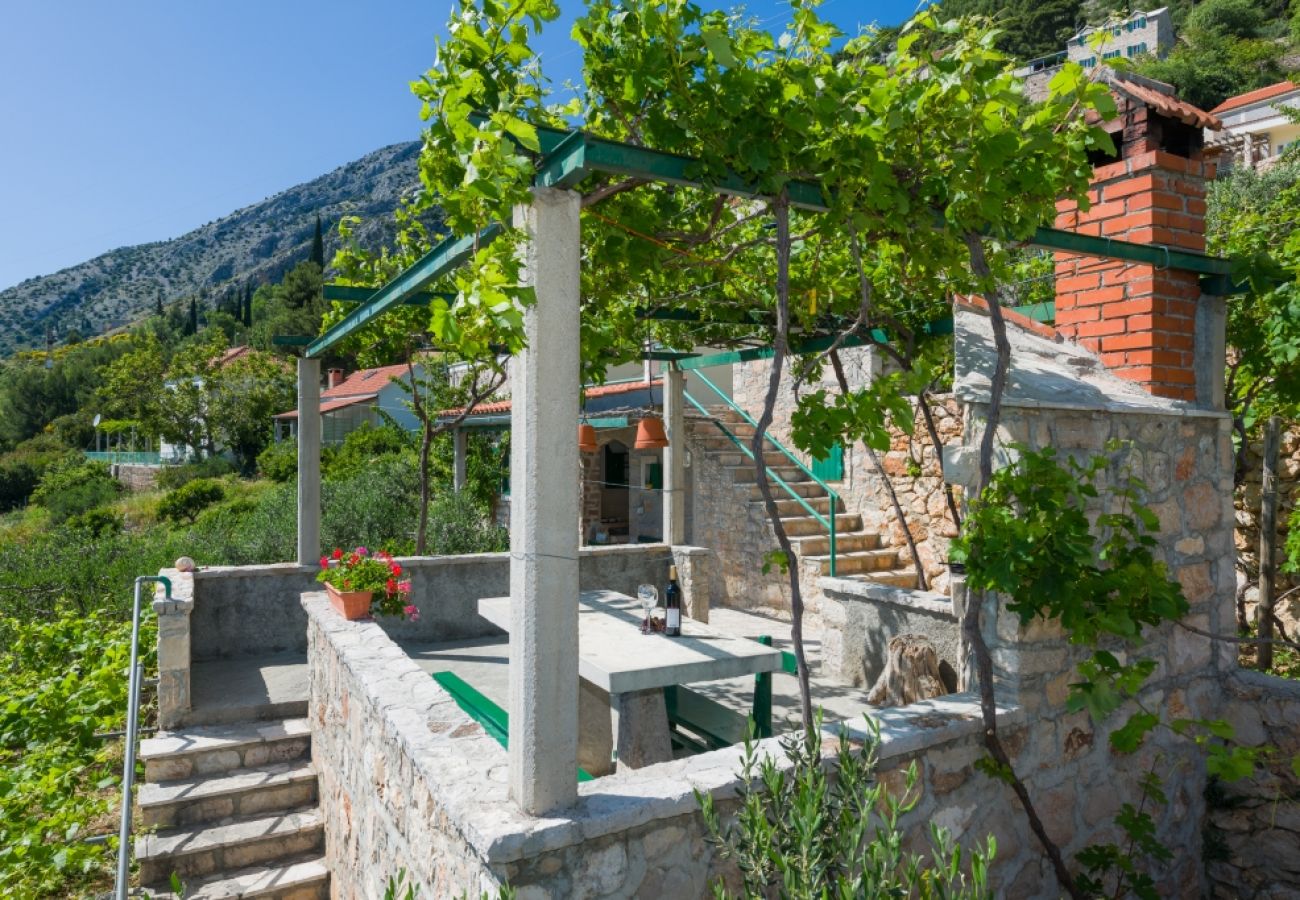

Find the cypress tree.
xmin=310 ymin=214 xmax=325 ymax=268
xmin=243 ymin=284 xmax=253 ymax=326
xmin=187 ymin=297 xmax=198 ymax=335
xmin=154 ymin=296 xmax=164 ymax=317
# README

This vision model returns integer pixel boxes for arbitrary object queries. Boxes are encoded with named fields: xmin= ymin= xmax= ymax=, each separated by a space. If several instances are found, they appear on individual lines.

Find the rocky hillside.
xmin=0 ymin=140 xmax=424 ymax=354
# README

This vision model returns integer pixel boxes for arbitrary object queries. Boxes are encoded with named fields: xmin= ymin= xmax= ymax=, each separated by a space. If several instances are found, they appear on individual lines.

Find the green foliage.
xmin=952 ymin=444 xmax=1186 ymax=645
xmin=157 ymin=478 xmax=227 ymax=524
xmin=64 ymin=507 xmax=124 ymax=538
xmin=0 ymin=613 xmax=148 ymax=896
xmin=1185 ymin=0 xmax=1266 ymax=38
xmin=155 ymin=456 xmax=238 ymax=492
xmin=323 ymin=423 xmax=413 ymax=480
xmin=697 ymin=717 xmax=994 ymax=898
xmin=256 ymin=439 xmax=299 ymax=483
xmin=930 ymin=0 xmax=1093 ymax=61
xmin=1136 ymin=35 xmax=1285 ymax=111
xmin=422 ymin=491 xmax=508 ymax=555
xmin=31 ymin=460 xmax=122 ymax=525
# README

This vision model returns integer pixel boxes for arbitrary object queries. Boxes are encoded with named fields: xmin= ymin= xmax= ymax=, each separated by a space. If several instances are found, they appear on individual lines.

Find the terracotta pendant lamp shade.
xmin=577 ymin=423 xmax=598 ymax=454
xmin=634 ymin=416 xmax=669 ymax=450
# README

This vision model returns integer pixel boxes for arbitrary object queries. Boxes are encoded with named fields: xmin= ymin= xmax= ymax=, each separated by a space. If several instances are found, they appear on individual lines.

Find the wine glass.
xmin=637 ymin=584 xmax=657 ymax=634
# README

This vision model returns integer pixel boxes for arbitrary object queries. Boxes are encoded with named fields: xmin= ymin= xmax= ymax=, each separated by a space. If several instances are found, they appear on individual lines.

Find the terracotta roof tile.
xmin=1108 ymin=76 xmax=1221 ymax=130
xmin=275 ymin=394 xmax=379 ymax=419
xmin=1211 ymin=81 xmax=1298 ymax=115
xmin=322 ymin=364 xmax=410 ymax=399
xmin=442 ymin=378 xmax=661 ymax=418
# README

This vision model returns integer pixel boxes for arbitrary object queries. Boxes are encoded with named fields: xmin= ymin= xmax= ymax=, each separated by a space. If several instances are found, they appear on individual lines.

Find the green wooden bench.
xmin=431 ymin=671 xmax=594 ymax=782
xmin=664 ymin=635 xmax=799 ymax=754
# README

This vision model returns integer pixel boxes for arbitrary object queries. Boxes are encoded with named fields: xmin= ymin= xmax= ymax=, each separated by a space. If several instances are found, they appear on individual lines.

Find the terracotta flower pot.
xmin=325 ymin=583 xmax=373 ymax=620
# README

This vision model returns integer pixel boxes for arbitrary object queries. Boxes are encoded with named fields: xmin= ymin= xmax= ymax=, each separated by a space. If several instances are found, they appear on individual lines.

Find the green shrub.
xmin=65 ymin=507 xmax=124 ymax=537
xmin=0 ymin=436 xmax=78 ymax=512
xmin=698 ymin=718 xmax=994 ymax=898
xmin=156 ymin=456 xmax=237 ymax=491
xmin=157 ymin=478 xmax=226 ymax=524
xmin=256 ymin=440 xmax=298 ymax=483
xmin=323 ymin=423 xmax=412 ymax=480
xmin=0 ymin=613 xmax=149 ymax=896
xmin=424 ymin=491 xmax=508 ymax=555
xmin=30 ymin=461 xmax=121 ymax=524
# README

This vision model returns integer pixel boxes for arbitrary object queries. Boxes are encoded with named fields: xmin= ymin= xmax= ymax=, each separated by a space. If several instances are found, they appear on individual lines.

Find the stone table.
xmin=478 ymin=589 xmax=782 ymax=774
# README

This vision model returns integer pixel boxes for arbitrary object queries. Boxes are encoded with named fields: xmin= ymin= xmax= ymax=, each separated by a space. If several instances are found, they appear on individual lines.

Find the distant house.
xmin=159 ymin=345 xmax=289 ymax=463
xmin=1066 ymin=7 xmax=1174 ymax=70
xmin=273 ymin=363 xmax=423 ymax=446
xmin=1015 ymin=8 xmax=1175 ymax=96
xmin=1206 ymin=81 xmax=1300 ymax=171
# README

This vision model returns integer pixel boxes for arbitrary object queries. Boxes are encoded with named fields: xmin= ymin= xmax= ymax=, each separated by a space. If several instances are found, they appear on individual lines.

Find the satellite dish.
xmin=92 ymin=414 xmax=102 ymax=428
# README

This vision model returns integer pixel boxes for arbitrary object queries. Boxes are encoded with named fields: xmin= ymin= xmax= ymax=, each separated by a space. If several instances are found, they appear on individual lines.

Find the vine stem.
xmin=829 ymin=349 xmax=928 ymax=591
xmin=751 ymin=192 xmax=814 ymax=732
xmin=962 ymin=232 xmax=1082 ymax=899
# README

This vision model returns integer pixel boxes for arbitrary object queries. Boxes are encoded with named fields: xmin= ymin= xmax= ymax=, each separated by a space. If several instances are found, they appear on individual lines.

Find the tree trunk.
xmin=866 ymin=634 xmax=947 ymax=707
xmin=1257 ymin=415 xmax=1281 ymax=670
xmin=416 ymin=418 xmax=432 ymax=554
xmin=750 ymin=194 xmax=815 ymax=732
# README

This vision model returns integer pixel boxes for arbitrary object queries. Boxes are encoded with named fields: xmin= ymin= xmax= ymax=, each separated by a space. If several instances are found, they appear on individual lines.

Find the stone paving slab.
xmin=190 ymin=652 xmax=308 ymax=726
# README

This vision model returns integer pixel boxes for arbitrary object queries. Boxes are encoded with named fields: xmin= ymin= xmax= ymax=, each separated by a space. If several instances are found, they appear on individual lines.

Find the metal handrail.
xmin=115 ymin=575 xmax=172 ymax=900
xmin=684 ymin=371 xmax=840 ymax=576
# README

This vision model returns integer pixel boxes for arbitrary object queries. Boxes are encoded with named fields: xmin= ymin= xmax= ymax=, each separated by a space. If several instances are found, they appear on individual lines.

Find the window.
xmin=1112 ymin=25 xmax=1122 ymax=36
xmin=1103 ymin=50 xmax=1121 ymax=60
xmin=1081 ymin=56 xmax=1096 ymax=68
xmin=1135 ymin=16 xmax=1146 ymax=28
xmin=1127 ymin=42 xmax=1147 ymax=57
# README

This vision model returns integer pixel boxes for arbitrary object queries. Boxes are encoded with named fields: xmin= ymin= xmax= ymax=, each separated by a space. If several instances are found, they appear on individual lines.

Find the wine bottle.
xmin=664 ymin=565 xmax=682 ymax=637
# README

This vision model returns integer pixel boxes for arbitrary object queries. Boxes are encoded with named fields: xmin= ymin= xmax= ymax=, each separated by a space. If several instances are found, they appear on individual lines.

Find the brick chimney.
xmin=1053 ymin=74 xmax=1220 ymax=403
xmin=327 ymin=368 xmax=345 ymax=389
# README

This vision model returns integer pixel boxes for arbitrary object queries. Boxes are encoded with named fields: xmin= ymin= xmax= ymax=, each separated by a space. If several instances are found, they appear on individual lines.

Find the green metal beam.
xmin=1007 ymin=300 xmax=1056 ymax=323
xmin=306 ymin=223 xmax=504 ymax=358
xmin=322 ymin=285 xmax=452 ymax=306
xmin=1027 ymin=226 xmax=1233 ymax=278
xmin=643 ymin=350 xmax=700 ymax=361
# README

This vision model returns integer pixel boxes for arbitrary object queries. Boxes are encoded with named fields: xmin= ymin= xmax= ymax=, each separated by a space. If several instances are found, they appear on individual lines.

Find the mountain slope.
xmin=0 ymin=141 xmax=423 ymax=353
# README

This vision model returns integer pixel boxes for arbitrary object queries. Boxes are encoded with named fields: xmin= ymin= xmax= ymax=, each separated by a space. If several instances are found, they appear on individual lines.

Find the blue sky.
xmin=0 ymin=0 xmax=922 ymax=292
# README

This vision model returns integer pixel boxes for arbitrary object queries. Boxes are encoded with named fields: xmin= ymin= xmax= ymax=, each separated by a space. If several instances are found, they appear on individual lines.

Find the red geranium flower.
xmin=331 ymin=548 xmax=343 ymax=560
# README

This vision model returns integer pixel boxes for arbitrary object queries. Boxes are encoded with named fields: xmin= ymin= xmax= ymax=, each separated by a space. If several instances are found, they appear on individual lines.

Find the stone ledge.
xmin=153 ymin=568 xmax=194 ymax=615
xmin=192 ymin=562 xmax=317 ymax=580
xmin=306 ymin=591 xmax=1021 ymax=867
xmin=819 ymin=576 xmax=955 ymax=619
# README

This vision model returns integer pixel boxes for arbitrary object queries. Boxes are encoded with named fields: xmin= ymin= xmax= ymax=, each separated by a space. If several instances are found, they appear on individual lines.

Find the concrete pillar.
xmin=297 ymin=357 xmax=321 ymax=567
xmin=508 ymin=187 xmax=581 ymax=815
xmin=453 ymin=428 xmax=468 ymax=492
xmin=1195 ymin=294 xmax=1227 ymax=410
xmin=663 ymin=366 xmax=686 ymax=546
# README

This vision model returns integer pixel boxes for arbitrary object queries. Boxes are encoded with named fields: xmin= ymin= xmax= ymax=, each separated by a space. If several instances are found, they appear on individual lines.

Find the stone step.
xmin=144 ymin=855 xmax=329 ymax=900
xmin=138 ymin=809 xmax=323 ymax=884
xmin=794 ymin=531 xmax=882 ymax=555
xmin=141 ymin=719 xmax=311 ymax=782
xmin=746 ymin=481 xmax=823 ymax=500
xmin=140 ymin=762 xmax=318 ymax=829
xmin=774 ymin=496 xmax=833 ymax=516
xmin=728 ymin=465 xmax=813 ymax=484
xmin=779 ymin=513 xmax=863 ymax=536
xmin=803 ymin=548 xmax=902 ymax=575
xmin=854 ymin=568 xmax=923 ymax=589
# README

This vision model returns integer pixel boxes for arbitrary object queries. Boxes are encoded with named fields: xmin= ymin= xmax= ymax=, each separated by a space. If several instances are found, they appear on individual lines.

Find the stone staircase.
xmin=135 ymin=718 xmax=328 ymax=899
xmin=689 ymin=410 xmax=919 ymax=588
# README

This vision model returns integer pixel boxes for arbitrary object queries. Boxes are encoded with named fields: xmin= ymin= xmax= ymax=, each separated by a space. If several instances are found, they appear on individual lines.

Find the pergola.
xmin=292 ymin=120 xmax=1246 ymax=815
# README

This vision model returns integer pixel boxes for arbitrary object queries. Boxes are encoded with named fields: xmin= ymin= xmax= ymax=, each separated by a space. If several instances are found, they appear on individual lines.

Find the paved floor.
xmin=187 ymin=607 xmax=875 ymax=734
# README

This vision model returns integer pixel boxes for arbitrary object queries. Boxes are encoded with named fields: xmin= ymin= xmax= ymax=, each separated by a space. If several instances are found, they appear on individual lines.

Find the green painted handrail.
xmin=684 ymin=371 xmax=840 ymax=577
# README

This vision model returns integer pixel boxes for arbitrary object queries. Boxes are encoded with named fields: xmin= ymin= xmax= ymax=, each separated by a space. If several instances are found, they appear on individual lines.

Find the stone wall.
xmin=111 ymin=463 xmax=159 ymax=491
xmin=305 ymin=587 xmax=1052 ymax=898
xmin=952 ymin=394 xmax=1237 ymax=895
xmin=820 ymin=578 xmax=960 ymax=689
xmin=183 ymin=547 xmax=681 ymax=661
xmin=1204 ymin=670 xmax=1300 ymax=898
